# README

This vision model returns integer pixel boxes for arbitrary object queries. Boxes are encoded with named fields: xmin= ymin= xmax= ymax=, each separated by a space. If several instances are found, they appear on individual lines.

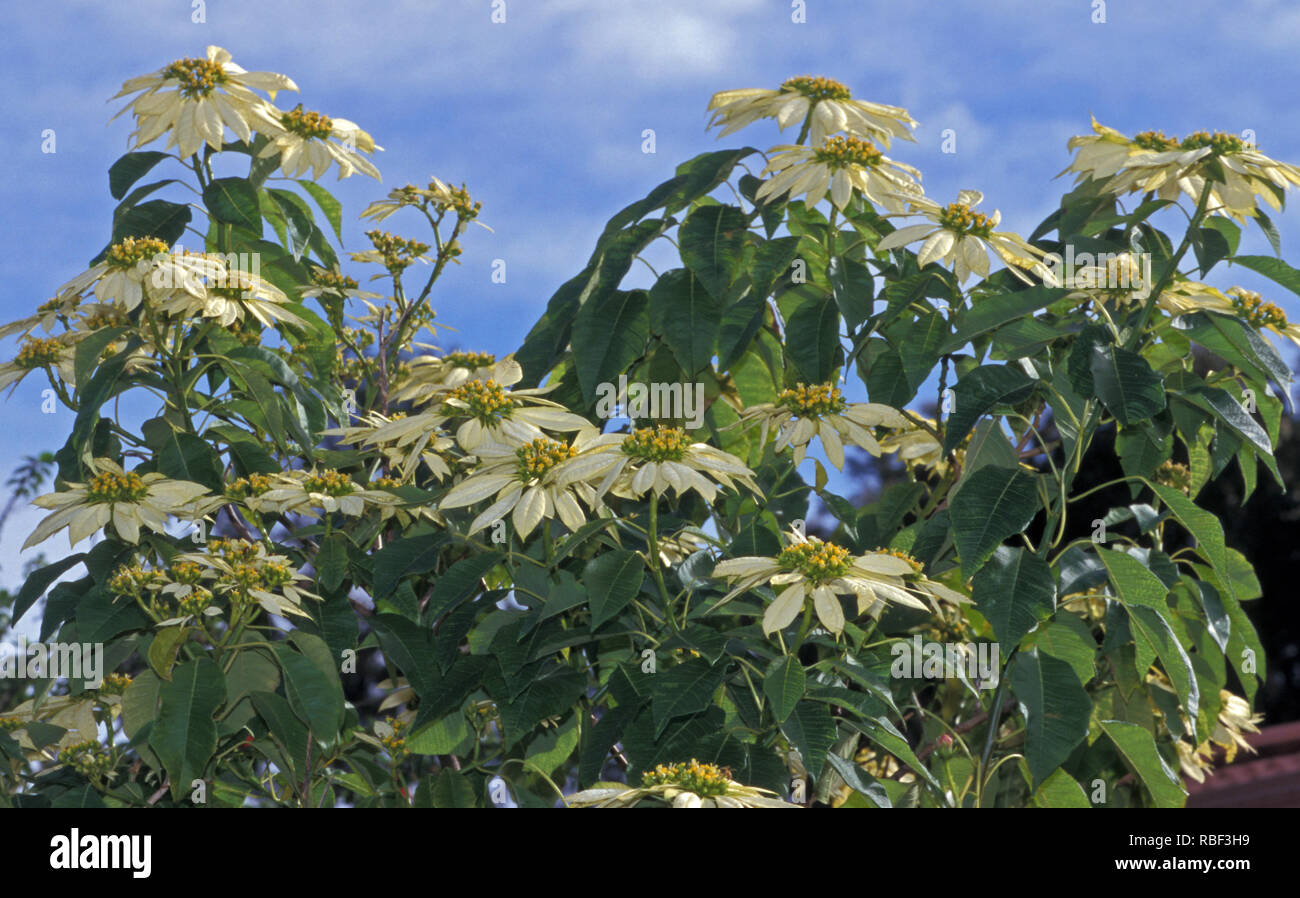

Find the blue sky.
xmin=4 ymin=0 xmax=1300 ymax=591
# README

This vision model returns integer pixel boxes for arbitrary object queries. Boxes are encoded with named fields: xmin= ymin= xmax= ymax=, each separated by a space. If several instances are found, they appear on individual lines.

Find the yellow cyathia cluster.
xmin=225 ymin=473 xmax=274 ymax=500
xmin=812 ymin=134 xmax=884 ymax=170
xmin=279 ymin=104 xmax=334 ymax=139
xmin=303 ymin=469 xmax=356 ymax=497
xmin=363 ymin=230 xmax=429 ymax=275
xmin=1154 ymin=460 xmax=1192 ymax=494
xmin=98 ymin=673 xmax=133 ymax=695
xmin=621 ymin=425 xmax=690 ymax=462
xmin=379 ymin=717 xmax=409 ymax=763
xmin=85 ymin=469 xmax=149 ymax=504
xmin=937 ymin=201 xmax=994 ymax=237
xmin=778 ymin=383 xmax=846 ymax=417
xmin=445 ymin=379 xmax=514 ymax=420
xmin=161 ymin=56 xmax=227 ymax=97
xmin=777 ymin=539 xmax=853 ymax=586
xmin=1227 ymin=287 xmax=1289 ymax=330
xmin=58 ymin=740 xmax=113 ymax=779
xmin=104 ymin=236 xmax=169 ymax=270
xmin=445 ymin=351 xmax=496 ymax=369
xmin=781 ymin=75 xmax=852 ymax=102
xmin=515 ymin=438 xmax=577 ymax=480
xmin=15 ymin=337 xmax=63 ymax=369
xmin=641 ymin=760 xmax=732 ymax=797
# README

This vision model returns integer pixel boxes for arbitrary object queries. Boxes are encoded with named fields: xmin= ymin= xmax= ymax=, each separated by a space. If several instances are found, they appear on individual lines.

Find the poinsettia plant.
xmin=0 ymin=52 xmax=1286 ymax=807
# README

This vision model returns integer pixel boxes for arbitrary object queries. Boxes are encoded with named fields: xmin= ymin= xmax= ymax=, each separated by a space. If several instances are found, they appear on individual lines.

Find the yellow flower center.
xmin=812 ymin=134 xmax=883 ymax=169
xmin=225 ymin=473 xmax=273 ymax=499
xmin=86 ymin=470 xmax=149 ymax=504
xmin=304 ymin=469 xmax=355 ymax=496
xmin=515 ymin=438 xmax=577 ymax=480
xmin=781 ymin=75 xmax=852 ymax=103
xmin=0 ymin=716 xmax=23 ymax=732
xmin=778 ymin=383 xmax=846 ymax=417
xmin=106 ymin=236 xmax=169 ymax=271
xmin=778 ymin=539 xmax=852 ymax=585
xmin=642 ymin=760 xmax=732 ymax=797
xmin=445 ymin=351 xmax=496 ymax=369
xmin=280 ymin=104 xmax=334 ymax=139
xmin=162 ymin=57 xmax=228 ymax=98
xmin=365 ymin=230 xmax=429 ymax=275
xmin=1133 ymin=130 xmax=1179 ymax=152
xmin=260 ymin=561 xmax=294 ymax=588
xmin=209 ymin=537 xmax=260 ymax=562
xmin=373 ymin=475 xmax=403 ymax=488
xmin=310 ymin=268 xmax=359 ymax=291
xmin=938 ymin=202 xmax=994 ymax=237
xmin=622 ymin=426 xmax=690 ymax=462
xmin=1154 ymin=460 xmax=1192 ymax=493
xmin=169 ymin=561 xmax=204 ymax=585
xmin=1181 ymin=130 xmax=1246 ymax=154
xmin=445 ymin=379 xmax=514 ymax=422
xmin=1228 ymin=287 xmax=1288 ymax=330
xmin=15 ymin=337 xmax=62 ymax=369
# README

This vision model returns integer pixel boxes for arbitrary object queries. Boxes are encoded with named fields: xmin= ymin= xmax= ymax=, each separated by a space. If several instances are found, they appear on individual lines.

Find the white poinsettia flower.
xmin=246 ymin=469 xmax=401 ymax=519
xmin=54 ymin=238 xmax=223 ymax=313
xmin=259 ymin=104 xmax=382 ymax=180
xmin=440 ymin=433 xmax=602 ymax=538
xmin=24 ymin=458 xmax=211 ymax=550
xmin=876 ymin=190 xmax=1051 ymax=285
xmin=554 ymin=425 xmax=760 ymax=504
xmin=111 ymin=45 xmax=296 ymax=158
xmin=437 ymin=378 xmax=592 ymax=452
xmin=0 ymin=333 xmax=81 ymax=393
xmin=757 ymin=135 xmax=922 ymax=213
xmin=391 ymin=352 xmax=522 ymax=407
xmin=326 ymin=411 xmax=456 ymax=482
xmin=739 ymin=382 xmax=908 ymax=470
xmin=567 ymin=760 xmax=799 ymax=809
xmin=154 ymin=260 xmax=305 ymax=328
xmin=1063 ymin=118 xmax=1300 ymax=223
xmin=172 ymin=538 xmax=319 ymax=620
xmin=708 ymin=76 xmax=916 ymax=148
xmin=712 ymin=528 xmax=967 ymax=637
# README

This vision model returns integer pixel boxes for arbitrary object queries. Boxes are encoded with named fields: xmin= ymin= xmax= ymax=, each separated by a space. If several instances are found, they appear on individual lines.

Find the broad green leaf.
xmin=147 ymin=626 xmax=188 ymax=681
xmin=1031 ymin=768 xmax=1091 ymax=807
xmin=781 ymin=699 xmax=836 ymax=780
xmin=824 ymin=753 xmax=891 ymax=807
xmin=679 ymin=204 xmax=747 ymax=301
xmin=1097 ymin=718 xmax=1186 ymax=808
xmin=943 ymin=365 xmax=1037 ymax=453
xmin=785 ymin=294 xmax=841 ymax=384
xmin=1090 ymin=344 xmax=1165 ymax=425
xmin=1010 ymin=649 xmax=1090 ymax=786
xmin=296 ymin=180 xmax=344 ymax=241
xmin=525 ymin=714 xmax=580 ymax=777
xmin=763 ymin=655 xmax=805 ymax=724
xmin=650 ymin=659 xmax=731 ymax=737
xmin=149 ymin=658 xmax=226 ymax=800
xmin=572 ymin=288 xmax=649 ymax=404
xmin=971 ymin=546 xmax=1056 ymax=650
xmin=948 ymin=466 xmax=1042 ymax=575
xmin=650 ymin=268 xmax=721 ymax=374
xmin=108 ymin=151 xmax=169 ymax=200
xmin=273 ymin=639 xmax=344 ymax=740
xmin=584 ymin=549 xmax=643 ymax=630
xmin=203 ymin=177 xmax=262 ymax=231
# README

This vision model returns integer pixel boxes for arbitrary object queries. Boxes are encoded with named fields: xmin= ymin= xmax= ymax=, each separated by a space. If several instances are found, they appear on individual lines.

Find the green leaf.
xmin=10 ymin=553 xmax=86 ymax=623
xmin=943 ymin=365 xmax=1037 ymax=453
xmin=524 ymin=714 xmax=580 ymax=777
xmin=296 ymin=180 xmax=344 ymax=242
xmin=73 ymin=326 xmax=127 ymax=389
xmin=203 ymin=177 xmax=262 ymax=231
xmin=109 ymin=151 xmax=170 ymax=200
xmin=1230 ymin=254 xmax=1300 ymax=298
xmin=584 ymin=549 xmax=643 ymax=630
xmin=220 ymin=649 xmax=280 ymax=734
xmin=948 ymin=466 xmax=1042 ymax=575
xmin=679 ymin=204 xmax=748 ymax=300
xmin=572 ymin=288 xmax=649 ymax=404
xmin=425 ymin=552 xmax=503 ymax=621
xmin=1010 ymin=649 xmax=1090 ymax=786
xmin=249 ymin=691 xmax=309 ymax=780
xmin=781 ymin=700 xmax=836 ymax=780
xmin=1097 ymin=718 xmax=1186 ymax=808
xmin=147 ymin=626 xmax=188 ymax=681
xmin=650 ymin=268 xmax=721 ymax=374
xmin=1031 ymin=768 xmax=1091 ymax=807
xmin=824 ymin=753 xmax=891 ymax=807
xmin=428 ymin=769 xmax=479 ymax=807
xmin=1090 ymin=344 xmax=1165 ymax=425
xmin=101 ymin=200 xmax=190 ymax=261
xmin=273 ymin=638 xmax=345 ymax=740
xmin=141 ymin=419 xmax=223 ymax=492
xmin=371 ymin=532 xmax=450 ymax=598
xmin=664 ymin=147 xmax=757 ymax=216
xmin=315 ymin=532 xmax=349 ymax=593
xmin=1021 ymin=613 xmax=1097 ymax=685
xmin=149 ymin=658 xmax=226 ymax=800
xmin=784 ymin=294 xmax=841 ymax=384
xmin=940 ymin=286 xmax=1070 ymax=353
xmin=971 ymin=547 xmax=1056 ymax=651
xmin=763 ymin=655 xmax=805 ymax=724
xmin=650 ymin=659 xmax=731 ymax=737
